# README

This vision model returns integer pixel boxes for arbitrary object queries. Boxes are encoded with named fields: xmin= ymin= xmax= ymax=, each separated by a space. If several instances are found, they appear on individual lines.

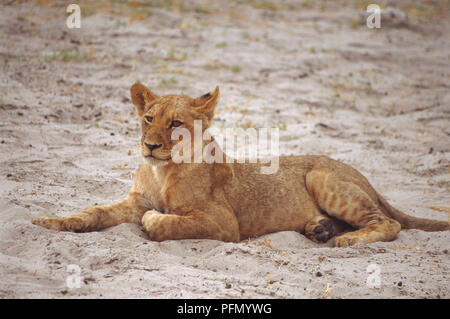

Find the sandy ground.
xmin=0 ymin=0 xmax=449 ymax=299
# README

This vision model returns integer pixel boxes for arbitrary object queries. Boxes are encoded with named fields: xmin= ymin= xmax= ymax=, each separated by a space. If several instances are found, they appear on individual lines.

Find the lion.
xmin=32 ymin=83 xmax=449 ymax=247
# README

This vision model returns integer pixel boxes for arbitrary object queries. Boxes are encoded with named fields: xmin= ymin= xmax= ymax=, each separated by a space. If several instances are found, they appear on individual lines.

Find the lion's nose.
xmin=144 ymin=143 xmax=162 ymax=151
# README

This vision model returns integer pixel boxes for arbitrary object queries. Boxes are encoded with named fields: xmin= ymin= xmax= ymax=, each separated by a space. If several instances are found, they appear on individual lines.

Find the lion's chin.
xmin=143 ymin=155 xmax=170 ymax=167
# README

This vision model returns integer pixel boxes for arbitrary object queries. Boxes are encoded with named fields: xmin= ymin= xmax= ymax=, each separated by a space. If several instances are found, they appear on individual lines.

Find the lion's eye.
xmin=144 ymin=116 xmax=153 ymax=124
xmin=170 ymin=120 xmax=183 ymax=128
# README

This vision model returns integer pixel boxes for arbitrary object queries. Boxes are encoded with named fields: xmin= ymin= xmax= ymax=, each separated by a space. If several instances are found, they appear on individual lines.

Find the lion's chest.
xmin=147 ymin=170 xmax=209 ymax=214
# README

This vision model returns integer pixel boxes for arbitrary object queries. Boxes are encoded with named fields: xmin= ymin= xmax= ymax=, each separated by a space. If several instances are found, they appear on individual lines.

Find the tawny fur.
xmin=32 ymin=84 xmax=449 ymax=247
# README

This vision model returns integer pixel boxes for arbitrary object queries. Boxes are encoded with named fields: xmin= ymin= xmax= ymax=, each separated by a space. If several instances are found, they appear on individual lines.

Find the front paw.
xmin=141 ymin=209 xmax=162 ymax=225
xmin=32 ymin=216 xmax=88 ymax=232
xmin=141 ymin=210 xmax=165 ymax=240
xmin=32 ymin=216 xmax=62 ymax=230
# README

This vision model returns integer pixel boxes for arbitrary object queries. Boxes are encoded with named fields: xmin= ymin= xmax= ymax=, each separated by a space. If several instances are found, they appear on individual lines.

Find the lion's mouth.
xmin=143 ymin=153 xmax=171 ymax=167
xmin=144 ymin=154 xmax=171 ymax=161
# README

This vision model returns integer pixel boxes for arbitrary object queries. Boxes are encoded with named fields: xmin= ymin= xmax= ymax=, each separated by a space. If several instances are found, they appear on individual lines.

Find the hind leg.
xmin=333 ymin=219 xmax=401 ymax=247
xmin=305 ymin=214 xmax=348 ymax=243
xmin=306 ymin=169 xmax=401 ymax=247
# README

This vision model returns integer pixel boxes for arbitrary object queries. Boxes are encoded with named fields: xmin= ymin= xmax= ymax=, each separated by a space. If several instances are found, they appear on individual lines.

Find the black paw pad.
xmin=319 ymin=219 xmax=334 ymax=234
xmin=313 ymin=219 xmax=334 ymax=242
xmin=316 ymin=233 xmax=329 ymax=242
xmin=314 ymin=226 xmax=324 ymax=234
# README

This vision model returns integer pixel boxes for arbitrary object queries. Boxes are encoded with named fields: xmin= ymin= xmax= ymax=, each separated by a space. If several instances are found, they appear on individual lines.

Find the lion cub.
xmin=33 ymin=84 xmax=449 ymax=247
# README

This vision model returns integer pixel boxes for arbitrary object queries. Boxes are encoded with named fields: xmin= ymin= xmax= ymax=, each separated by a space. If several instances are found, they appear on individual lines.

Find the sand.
xmin=0 ymin=0 xmax=449 ymax=299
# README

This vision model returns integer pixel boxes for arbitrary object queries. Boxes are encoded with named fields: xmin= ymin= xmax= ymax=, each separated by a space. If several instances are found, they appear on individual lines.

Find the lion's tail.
xmin=376 ymin=193 xmax=449 ymax=231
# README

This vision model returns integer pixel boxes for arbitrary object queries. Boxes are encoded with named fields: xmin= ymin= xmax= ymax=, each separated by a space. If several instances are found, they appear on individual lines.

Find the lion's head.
xmin=130 ymin=83 xmax=219 ymax=166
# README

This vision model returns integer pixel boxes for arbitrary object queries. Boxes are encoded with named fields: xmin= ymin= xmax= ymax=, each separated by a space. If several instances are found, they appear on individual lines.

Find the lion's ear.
xmin=193 ymin=86 xmax=220 ymax=121
xmin=130 ymin=83 xmax=159 ymax=116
